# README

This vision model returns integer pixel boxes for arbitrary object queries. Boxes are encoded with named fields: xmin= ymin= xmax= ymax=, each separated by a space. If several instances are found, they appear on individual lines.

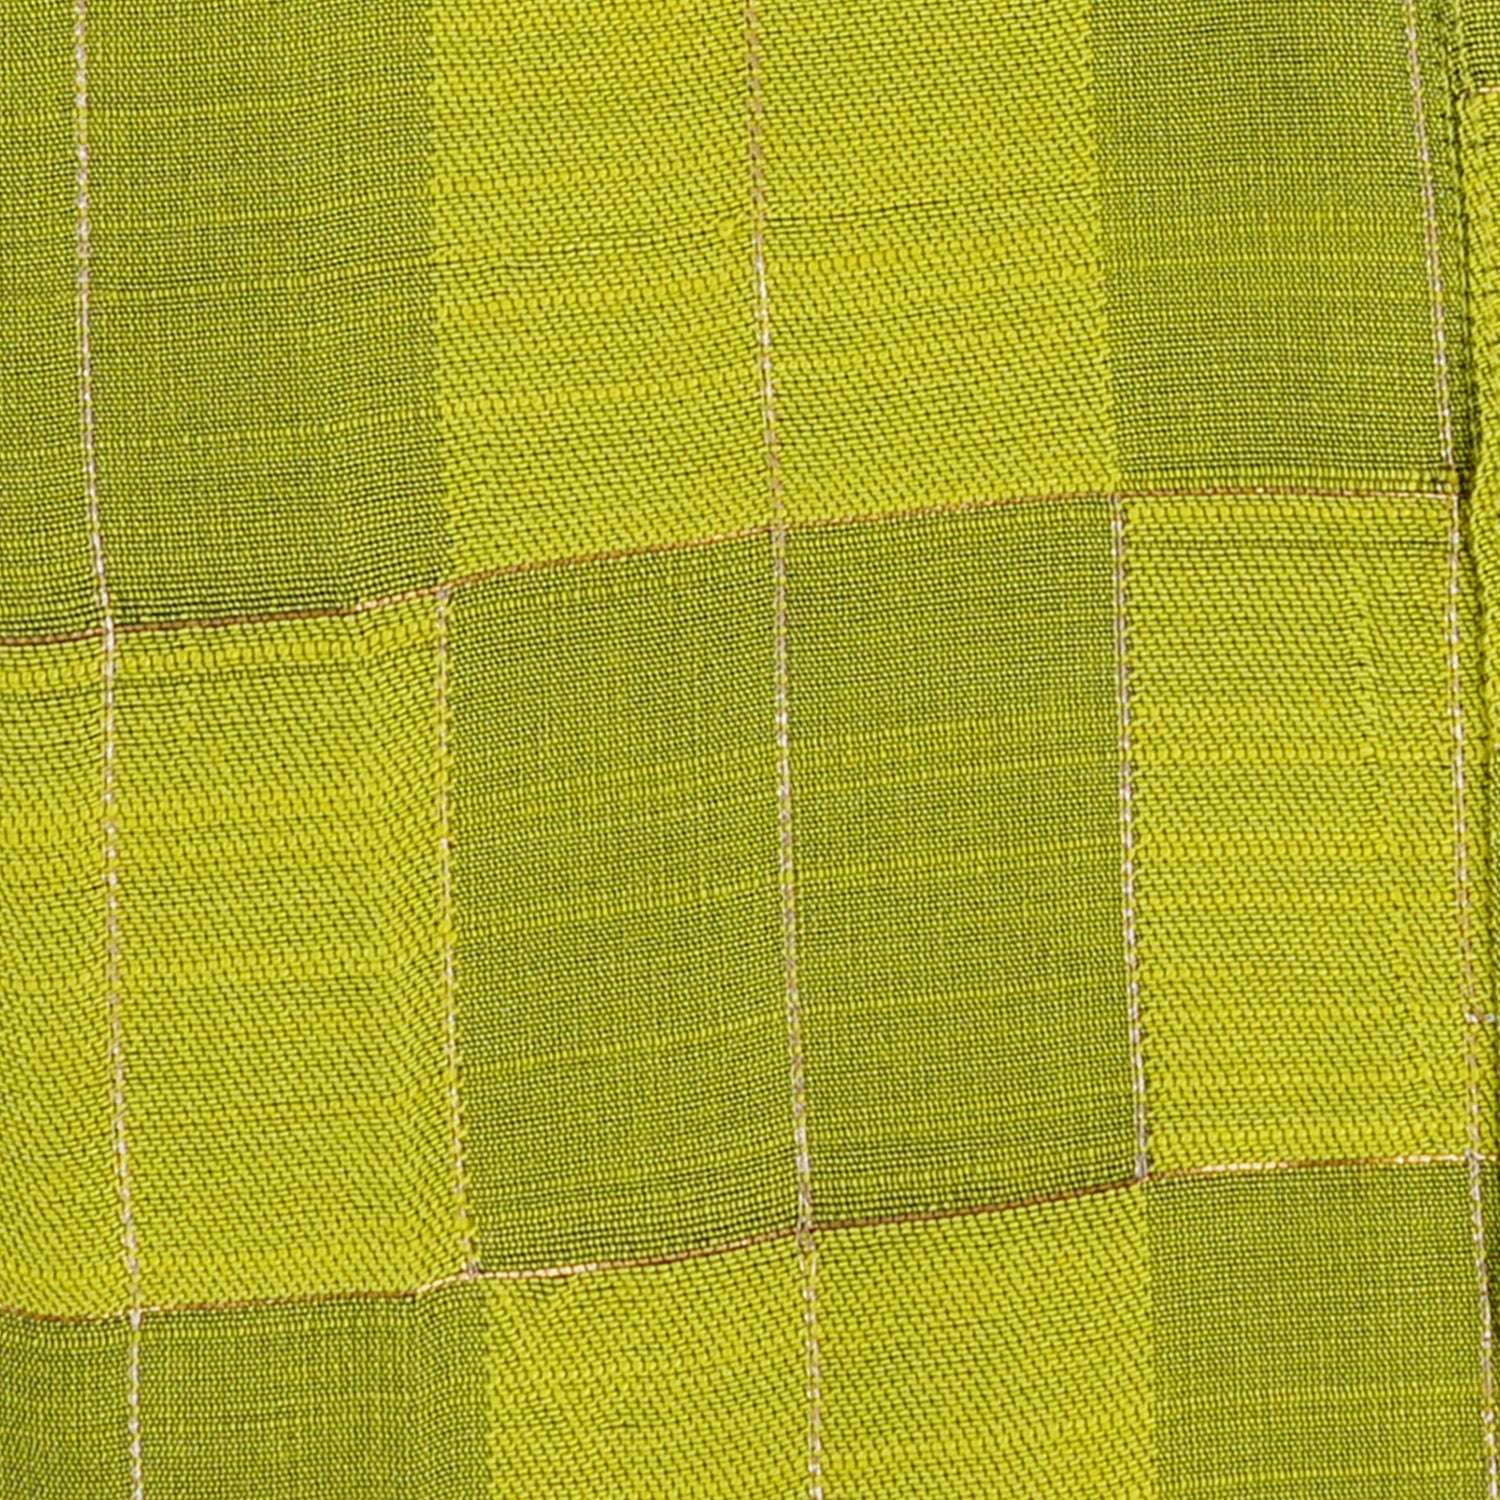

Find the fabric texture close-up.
xmin=4 ymin=0 xmax=1500 ymax=1494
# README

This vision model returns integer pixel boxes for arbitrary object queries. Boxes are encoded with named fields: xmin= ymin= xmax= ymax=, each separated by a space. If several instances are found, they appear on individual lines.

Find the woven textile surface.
xmin=5 ymin=0 xmax=1500 ymax=1493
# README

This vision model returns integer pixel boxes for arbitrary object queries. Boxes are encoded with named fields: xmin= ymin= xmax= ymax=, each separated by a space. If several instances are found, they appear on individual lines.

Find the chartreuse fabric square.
xmin=3 ymin=0 xmax=1500 ymax=1496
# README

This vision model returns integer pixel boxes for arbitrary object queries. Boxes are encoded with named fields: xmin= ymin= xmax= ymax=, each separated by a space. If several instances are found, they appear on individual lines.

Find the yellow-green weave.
xmin=2 ymin=0 xmax=1499 ymax=1494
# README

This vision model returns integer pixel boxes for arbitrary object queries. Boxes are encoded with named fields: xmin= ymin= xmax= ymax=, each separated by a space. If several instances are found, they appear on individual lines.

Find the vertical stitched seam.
xmin=1405 ymin=1 xmax=1496 ymax=1487
xmin=745 ymin=8 xmax=824 ymax=1497
xmin=1111 ymin=495 xmax=1149 ymax=1182
xmin=1469 ymin=1007 xmax=1498 ymax=1495
xmin=435 ymin=586 xmax=480 ymax=1276
xmin=74 ymin=5 xmax=143 ymax=1495
xmin=1460 ymin=531 xmax=1497 ymax=1497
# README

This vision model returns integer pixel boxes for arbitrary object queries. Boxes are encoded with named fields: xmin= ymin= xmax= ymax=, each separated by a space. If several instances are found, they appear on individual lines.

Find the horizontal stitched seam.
xmin=0 ymin=483 xmax=1458 ymax=649
xmin=1 ymin=1152 xmax=1473 ymax=1326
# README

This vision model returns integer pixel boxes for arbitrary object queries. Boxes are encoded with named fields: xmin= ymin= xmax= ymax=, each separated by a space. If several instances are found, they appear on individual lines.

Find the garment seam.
xmin=434 ymin=585 xmax=480 ymax=1278
xmin=3 ymin=1154 xmax=1483 ymax=1328
xmin=1111 ymin=495 xmax=1150 ymax=1182
xmin=0 ymin=486 xmax=1462 ymax=651
xmin=745 ymin=7 xmax=823 ymax=1495
xmin=74 ymin=5 xmax=144 ymax=1495
xmin=1405 ymin=0 xmax=1497 ymax=1487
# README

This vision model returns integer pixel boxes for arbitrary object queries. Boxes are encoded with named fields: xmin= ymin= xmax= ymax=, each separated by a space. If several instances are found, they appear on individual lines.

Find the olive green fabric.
xmin=1095 ymin=0 xmax=1471 ymax=487
xmin=3 ymin=0 xmax=1500 ymax=1495
xmin=453 ymin=540 xmax=789 ymax=1267
xmin=789 ymin=502 xmax=1134 ymax=1219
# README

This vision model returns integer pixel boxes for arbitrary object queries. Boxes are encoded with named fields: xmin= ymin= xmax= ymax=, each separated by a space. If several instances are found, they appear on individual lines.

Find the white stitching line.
xmin=1405 ymin=2 xmax=1497 ymax=1487
xmin=1456 ymin=530 xmax=1495 ymax=1493
xmin=74 ymin=5 xmax=143 ymax=1495
xmin=435 ymin=586 xmax=480 ymax=1277
xmin=745 ymin=9 xmax=823 ymax=1496
xmin=1468 ymin=1009 xmax=1498 ymax=1492
xmin=1111 ymin=495 xmax=1149 ymax=1181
